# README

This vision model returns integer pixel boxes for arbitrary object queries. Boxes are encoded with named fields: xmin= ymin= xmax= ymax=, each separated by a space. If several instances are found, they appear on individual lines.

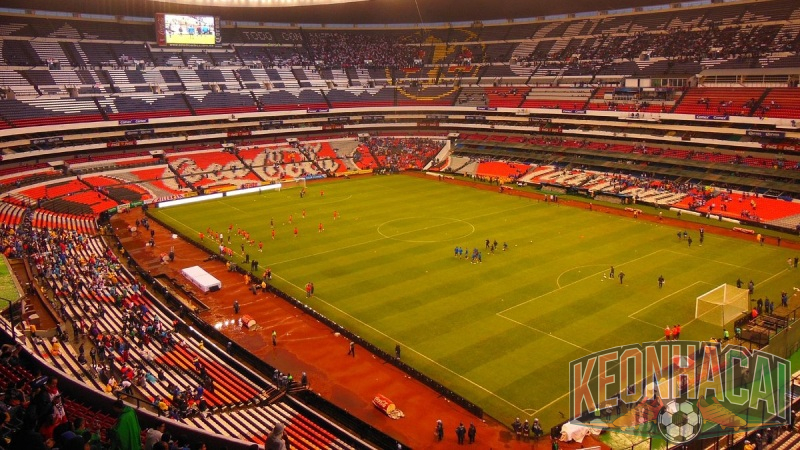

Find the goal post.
xmin=695 ymin=284 xmax=750 ymax=327
xmin=277 ymin=178 xmax=307 ymax=191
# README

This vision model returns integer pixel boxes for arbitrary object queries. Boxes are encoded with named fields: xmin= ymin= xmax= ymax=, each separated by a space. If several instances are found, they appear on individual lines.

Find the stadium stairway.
xmin=181 ymin=93 xmax=197 ymax=116
xmin=766 ymin=427 xmax=800 ymax=449
xmin=320 ymin=89 xmax=333 ymax=109
xmin=93 ymin=97 xmax=110 ymax=121
xmin=751 ymin=88 xmax=772 ymax=116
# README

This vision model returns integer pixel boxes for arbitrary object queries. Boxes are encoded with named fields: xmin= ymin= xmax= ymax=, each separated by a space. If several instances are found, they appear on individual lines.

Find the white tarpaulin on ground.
xmin=181 ymin=266 xmax=221 ymax=292
xmin=560 ymin=422 xmax=601 ymax=443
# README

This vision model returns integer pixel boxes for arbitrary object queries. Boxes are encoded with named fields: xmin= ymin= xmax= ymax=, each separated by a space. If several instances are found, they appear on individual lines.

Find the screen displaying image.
xmin=162 ymin=14 xmax=216 ymax=46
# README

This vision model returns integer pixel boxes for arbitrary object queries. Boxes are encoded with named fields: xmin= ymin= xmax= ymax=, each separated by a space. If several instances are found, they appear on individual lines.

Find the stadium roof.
xmin=7 ymin=0 xmax=676 ymax=25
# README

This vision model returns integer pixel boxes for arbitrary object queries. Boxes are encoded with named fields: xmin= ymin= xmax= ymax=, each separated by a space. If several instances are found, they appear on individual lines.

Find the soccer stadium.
xmin=1 ymin=0 xmax=800 ymax=449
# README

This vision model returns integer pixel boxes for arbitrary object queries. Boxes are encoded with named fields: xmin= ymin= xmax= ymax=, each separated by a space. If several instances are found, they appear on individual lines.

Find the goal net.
xmin=278 ymin=178 xmax=307 ymax=191
xmin=695 ymin=284 xmax=750 ymax=327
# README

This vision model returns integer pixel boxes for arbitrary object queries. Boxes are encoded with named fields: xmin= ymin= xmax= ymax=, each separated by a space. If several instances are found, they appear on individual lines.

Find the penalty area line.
xmin=627 ymin=280 xmax=712 ymax=319
xmin=497 ymin=249 xmax=664 ymax=316
xmin=496 ymin=314 xmax=592 ymax=353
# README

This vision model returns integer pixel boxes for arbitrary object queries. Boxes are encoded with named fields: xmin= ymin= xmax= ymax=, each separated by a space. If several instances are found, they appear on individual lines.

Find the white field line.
xmin=496 ymin=250 xmax=665 ymax=316
xmin=663 ymin=249 xmax=774 ymax=275
xmin=627 ymin=280 xmax=712 ymax=319
xmin=496 ymin=314 xmax=592 ymax=353
xmin=266 ymin=203 xmax=532 ymax=266
xmin=272 ymin=273 xmax=534 ymax=416
xmin=679 ymin=266 xmax=792 ymax=330
xmin=628 ymin=316 xmax=667 ymax=330
xmin=555 ymin=264 xmax=608 ymax=288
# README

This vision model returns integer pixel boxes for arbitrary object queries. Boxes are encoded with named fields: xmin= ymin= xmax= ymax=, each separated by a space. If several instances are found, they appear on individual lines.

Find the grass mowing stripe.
xmin=149 ymin=175 xmax=799 ymax=426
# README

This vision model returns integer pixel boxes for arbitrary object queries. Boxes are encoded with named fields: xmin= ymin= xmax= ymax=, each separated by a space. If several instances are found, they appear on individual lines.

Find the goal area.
xmin=278 ymin=178 xmax=307 ymax=191
xmin=695 ymin=284 xmax=750 ymax=327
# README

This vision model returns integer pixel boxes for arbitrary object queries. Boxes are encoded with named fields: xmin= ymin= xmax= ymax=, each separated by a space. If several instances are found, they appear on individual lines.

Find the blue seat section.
xmin=326 ymin=88 xmax=395 ymax=108
xmin=102 ymin=93 xmax=191 ymax=121
xmin=1 ymin=40 xmax=39 ymax=66
xmin=254 ymin=89 xmax=327 ymax=111
xmin=184 ymin=91 xmax=258 ymax=115
xmin=0 ymin=97 xmax=102 ymax=127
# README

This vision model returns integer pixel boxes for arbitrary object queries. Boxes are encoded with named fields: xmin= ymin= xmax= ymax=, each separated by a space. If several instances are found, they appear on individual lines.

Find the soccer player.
xmin=294 ymin=227 xmax=298 ymax=237
xmin=271 ymin=229 xmax=276 ymax=240
xmin=658 ymin=275 xmax=664 ymax=288
xmin=318 ymin=222 xmax=324 ymax=232
xmin=258 ymin=241 xmax=263 ymax=252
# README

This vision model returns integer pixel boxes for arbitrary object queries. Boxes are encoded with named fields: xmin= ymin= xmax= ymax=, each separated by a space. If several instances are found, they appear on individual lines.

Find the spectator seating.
xmin=306 ymin=31 xmax=417 ymax=68
xmin=184 ymin=91 xmax=258 ymax=116
xmin=168 ymin=150 xmax=262 ymax=190
xmin=253 ymin=89 xmax=327 ymax=112
xmin=0 ymin=70 xmax=39 ymax=97
xmin=352 ymin=145 xmax=378 ymax=170
xmin=103 ymin=70 xmax=149 ymax=93
xmin=395 ymin=86 xmax=459 ymax=106
xmin=673 ymin=87 xmax=766 ymax=116
xmin=103 ymin=94 xmax=191 ymax=121
xmin=674 ymin=191 xmax=800 ymax=223
xmin=325 ymin=87 xmax=394 ymax=108
xmin=264 ymin=68 xmax=300 ymax=89
xmin=0 ymin=98 xmax=103 ymax=128
xmin=81 ymin=175 xmax=153 ymax=204
xmin=481 ymin=64 xmax=522 ymax=79
xmin=41 ymin=190 xmax=119 ymax=215
xmin=113 ymin=167 xmax=187 ymax=199
xmin=485 ymin=86 xmax=530 ymax=108
xmin=361 ymin=137 xmax=444 ymax=170
xmin=10 ymin=225 xmax=361 ymax=448
xmin=18 ymin=179 xmax=88 ymax=203
xmin=308 ymin=142 xmax=348 ymax=174
xmin=0 ymin=164 xmax=58 ymax=191
xmin=520 ymin=87 xmax=594 ymax=109
xmin=238 ymin=145 xmax=323 ymax=181
xmin=454 ymin=86 xmax=488 ymax=107
xmin=475 ymin=161 xmax=530 ymax=181
xmin=235 ymin=68 xmax=266 ymax=89
xmin=0 ymin=201 xmax=25 ymax=227
xmin=30 ymin=209 xmax=96 ymax=233
xmin=758 ymin=88 xmax=800 ymax=119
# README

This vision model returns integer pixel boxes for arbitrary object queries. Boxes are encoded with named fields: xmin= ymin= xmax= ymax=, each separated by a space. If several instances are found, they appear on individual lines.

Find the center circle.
xmin=377 ymin=217 xmax=475 ymax=243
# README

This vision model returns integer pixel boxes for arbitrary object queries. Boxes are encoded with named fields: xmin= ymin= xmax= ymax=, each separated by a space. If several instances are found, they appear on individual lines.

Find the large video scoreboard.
xmin=155 ymin=13 xmax=220 ymax=46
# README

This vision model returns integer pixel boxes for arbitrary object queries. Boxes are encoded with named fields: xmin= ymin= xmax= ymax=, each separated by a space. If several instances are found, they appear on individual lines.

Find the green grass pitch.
xmin=149 ymin=175 xmax=798 ymax=427
xmin=0 ymin=259 xmax=19 ymax=301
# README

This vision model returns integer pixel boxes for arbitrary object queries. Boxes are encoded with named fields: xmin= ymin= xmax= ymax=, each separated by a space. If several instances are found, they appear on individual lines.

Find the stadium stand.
xmin=2 ymin=0 xmax=800 ymax=448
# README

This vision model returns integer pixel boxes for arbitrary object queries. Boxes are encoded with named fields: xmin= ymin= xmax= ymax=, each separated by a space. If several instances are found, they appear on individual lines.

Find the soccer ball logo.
xmin=658 ymin=400 xmax=703 ymax=444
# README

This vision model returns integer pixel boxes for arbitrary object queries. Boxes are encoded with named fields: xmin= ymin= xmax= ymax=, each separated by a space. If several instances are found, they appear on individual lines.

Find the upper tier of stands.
xmin=0 ymin=1 xmax=798 ymax=125
xmin=0 ymin=82 xmax=797 ymax=127
xmin=0 ymin=0 xmax=796 ymax=75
